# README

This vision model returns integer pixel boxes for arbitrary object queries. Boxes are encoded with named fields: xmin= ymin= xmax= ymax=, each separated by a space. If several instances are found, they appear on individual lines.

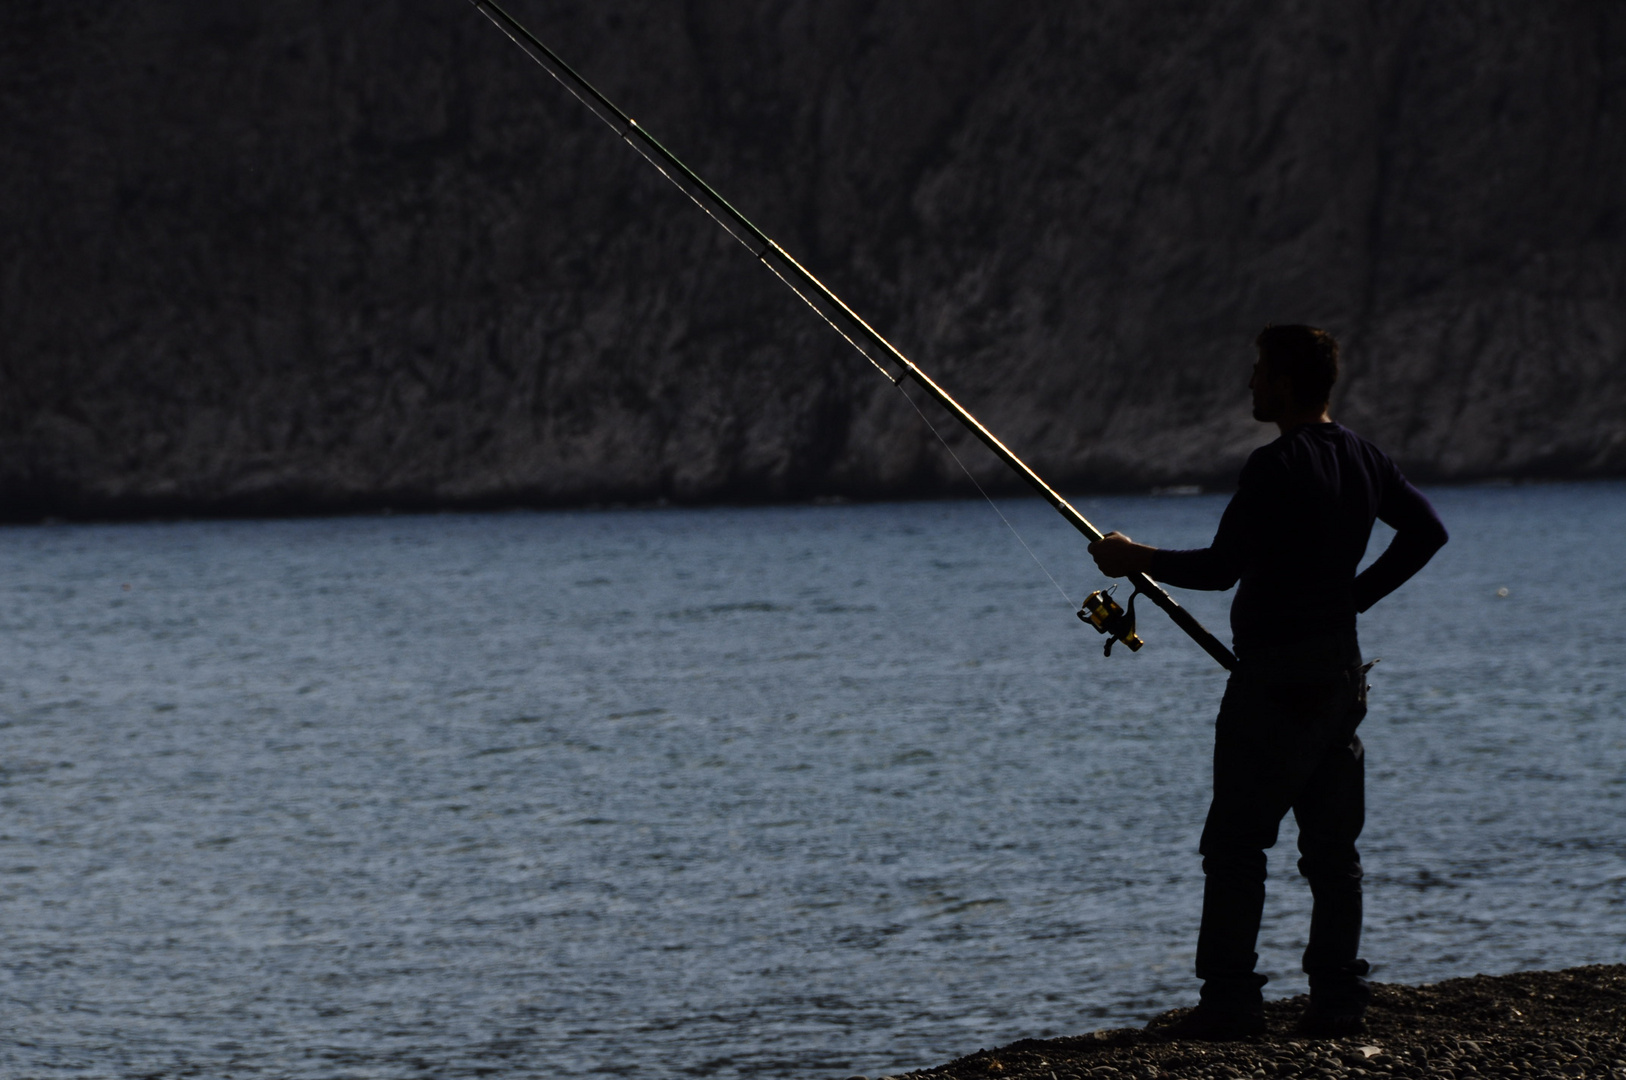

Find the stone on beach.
xmin=898 ymin=965 xmax=1626 ymax=1080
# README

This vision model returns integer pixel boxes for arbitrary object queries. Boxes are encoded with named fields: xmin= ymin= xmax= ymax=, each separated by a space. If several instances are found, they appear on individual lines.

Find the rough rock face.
xmin=3 ymin=1 xmax=1623 ymax=517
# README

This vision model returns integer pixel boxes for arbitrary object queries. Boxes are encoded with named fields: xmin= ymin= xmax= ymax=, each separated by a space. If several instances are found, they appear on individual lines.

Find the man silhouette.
xmin=1088 ymin=325 xmax=1448 ymax=1039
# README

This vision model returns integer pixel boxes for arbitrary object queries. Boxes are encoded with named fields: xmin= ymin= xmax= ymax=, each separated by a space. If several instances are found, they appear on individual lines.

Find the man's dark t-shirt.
xmin=1149 ymin=423 xmax=1447 ymax=650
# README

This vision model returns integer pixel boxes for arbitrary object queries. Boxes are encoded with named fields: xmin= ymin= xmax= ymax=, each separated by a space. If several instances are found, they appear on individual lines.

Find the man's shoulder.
xmin=1243 ymin=424 xmax=1336 ymax=470
xmin=1242 ymin=423 xmax=1404 ymax=491
xmin=1321 ymin=421 xmax=1381 ymax=449
xmin=1277 ymin=422 xmax=1400 ymax=468
xmin=1321 ymin=423 xmax=1404 ymax=475
xmin=1232 ymin=439 xmax=1298 ymax=503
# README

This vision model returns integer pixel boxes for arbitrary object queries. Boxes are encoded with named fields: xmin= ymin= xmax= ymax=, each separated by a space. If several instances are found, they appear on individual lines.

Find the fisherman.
xmin=470 ymin=6 xmax=1418 ymax=1032
xmin=1087 ymin=325 xmax=1448 ymax=1039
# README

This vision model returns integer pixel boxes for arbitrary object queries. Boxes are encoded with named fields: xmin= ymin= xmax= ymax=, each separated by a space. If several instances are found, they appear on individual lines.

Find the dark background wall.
xmin=3 ymin=1 xmax=1623 ymax=517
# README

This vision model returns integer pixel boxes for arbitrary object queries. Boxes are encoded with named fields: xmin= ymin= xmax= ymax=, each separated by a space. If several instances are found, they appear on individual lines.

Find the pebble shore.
xmin=856 ymin=965 xmax=1626 ymax=1080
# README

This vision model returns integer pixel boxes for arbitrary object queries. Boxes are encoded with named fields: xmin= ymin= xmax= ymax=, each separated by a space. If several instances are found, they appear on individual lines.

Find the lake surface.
xmin=0 ymin=484 xmax=1622 ymax=1078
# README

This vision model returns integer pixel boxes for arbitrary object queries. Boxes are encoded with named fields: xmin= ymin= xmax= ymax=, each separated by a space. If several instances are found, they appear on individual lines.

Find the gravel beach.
xmin=869 ymin=965 xmax=1626 ymax=1080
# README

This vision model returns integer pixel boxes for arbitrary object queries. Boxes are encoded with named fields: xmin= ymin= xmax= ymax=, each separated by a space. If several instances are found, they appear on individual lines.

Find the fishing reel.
xmin=1077 ymin=584 xmax=1144 ymax=656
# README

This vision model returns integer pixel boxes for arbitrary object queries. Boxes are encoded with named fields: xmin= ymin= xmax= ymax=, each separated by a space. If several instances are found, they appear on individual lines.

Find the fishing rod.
xmin=465 ymin=0 xmax=1238 ymax=673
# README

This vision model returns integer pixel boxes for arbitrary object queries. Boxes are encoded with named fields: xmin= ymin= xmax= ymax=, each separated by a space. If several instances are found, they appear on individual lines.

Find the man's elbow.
xmin=1401 ymin=517 xmax=1448 ymax=555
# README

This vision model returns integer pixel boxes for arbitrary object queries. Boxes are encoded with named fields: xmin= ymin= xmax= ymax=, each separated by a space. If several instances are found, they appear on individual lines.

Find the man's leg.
xmin=1191 ymin=677 xmax=1299 ymax=1017
xmin=1193 ymin=845 xmax=1271 ymax=1012
xmin=1192 ymin=670 xmax=1361 ymax=1012
xmin=1293 ymin=667 xmax=1371 ymax=1024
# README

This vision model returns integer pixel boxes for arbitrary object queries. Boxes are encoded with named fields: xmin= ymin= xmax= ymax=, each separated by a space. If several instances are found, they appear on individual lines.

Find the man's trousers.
xmin=1194 ymin=636 xmax=1373 ymax=1014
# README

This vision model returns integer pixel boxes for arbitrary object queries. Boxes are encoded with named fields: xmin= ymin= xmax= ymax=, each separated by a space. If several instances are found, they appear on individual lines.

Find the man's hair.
xmin=1255 ymin=324 xmax=1339 ymax=408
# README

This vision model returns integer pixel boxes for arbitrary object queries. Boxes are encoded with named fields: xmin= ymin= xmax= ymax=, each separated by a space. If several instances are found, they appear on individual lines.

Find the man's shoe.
xmin=1296 ymin=1006 xmax=1365 ymax=1037
xmin=1154 ymin=1003 xmax=1265 ymax=1041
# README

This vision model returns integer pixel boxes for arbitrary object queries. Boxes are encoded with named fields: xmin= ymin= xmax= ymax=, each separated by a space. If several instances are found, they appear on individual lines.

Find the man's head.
xmin=1251 ymin=324 xmax=1339 ymax=424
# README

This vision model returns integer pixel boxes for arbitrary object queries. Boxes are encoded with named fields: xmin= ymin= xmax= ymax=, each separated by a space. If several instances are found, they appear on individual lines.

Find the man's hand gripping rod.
xmin=467 ymin=0 xmax=1239 ymax=672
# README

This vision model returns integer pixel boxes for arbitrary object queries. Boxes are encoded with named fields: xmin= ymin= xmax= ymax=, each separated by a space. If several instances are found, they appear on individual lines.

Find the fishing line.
xmin=758 ymin=253 xmax=1078 ymax=607
xmin=894 ymin=388 xmax=1077 ymax=609
xmin=760 ymin=250 xmax=1076 ymax=609
xmin=756 ymin=261 xmax=907 ymax=382
xmin=464 ymin=0 xmax=1240 ymax=670
xmin=481 ymin=0 xmax=1050 ymax=594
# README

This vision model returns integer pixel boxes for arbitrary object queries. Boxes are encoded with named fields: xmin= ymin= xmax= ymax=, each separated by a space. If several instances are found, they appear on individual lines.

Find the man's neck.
xmin=1275 ymin=408 xmax=1332 ymax=435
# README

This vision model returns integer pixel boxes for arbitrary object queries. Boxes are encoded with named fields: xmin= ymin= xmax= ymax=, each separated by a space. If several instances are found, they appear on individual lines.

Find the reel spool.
xmin=1077 ymin=585 xmax=1144 ymax=656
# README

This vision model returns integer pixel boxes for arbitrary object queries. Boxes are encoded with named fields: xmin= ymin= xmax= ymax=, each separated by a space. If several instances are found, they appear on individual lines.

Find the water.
xmin=0 ymin=484 xmax=1621 ymax=1078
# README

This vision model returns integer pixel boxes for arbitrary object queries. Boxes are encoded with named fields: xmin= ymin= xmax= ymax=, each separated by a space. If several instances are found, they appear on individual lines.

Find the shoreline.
xmin=883 ymin=965 xmax=1625 ymax=1080
xmin=3 ymin=475 xmax=1623 ymax=529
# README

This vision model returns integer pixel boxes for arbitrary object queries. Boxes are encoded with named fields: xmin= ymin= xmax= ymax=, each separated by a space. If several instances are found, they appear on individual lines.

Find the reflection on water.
xmin=0 ymin=484 xmax=1622 ymax=1078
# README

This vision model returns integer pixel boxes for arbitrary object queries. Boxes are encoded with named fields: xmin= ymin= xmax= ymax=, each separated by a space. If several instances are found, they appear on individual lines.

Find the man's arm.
xmin=1351 ymin=480 xmax=1448 ymax=612
xmin=1088 ymin=483 xmax=1256 ymax=590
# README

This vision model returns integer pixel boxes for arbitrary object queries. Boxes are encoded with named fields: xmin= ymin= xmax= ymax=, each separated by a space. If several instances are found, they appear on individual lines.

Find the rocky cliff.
xmin=3 ymin=1 xmax=1623 ymax=517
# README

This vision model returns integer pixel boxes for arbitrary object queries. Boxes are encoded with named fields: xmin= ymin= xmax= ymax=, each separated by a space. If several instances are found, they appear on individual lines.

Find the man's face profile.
xmin=1249 ymin=353 xmax=1289 ymax=423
